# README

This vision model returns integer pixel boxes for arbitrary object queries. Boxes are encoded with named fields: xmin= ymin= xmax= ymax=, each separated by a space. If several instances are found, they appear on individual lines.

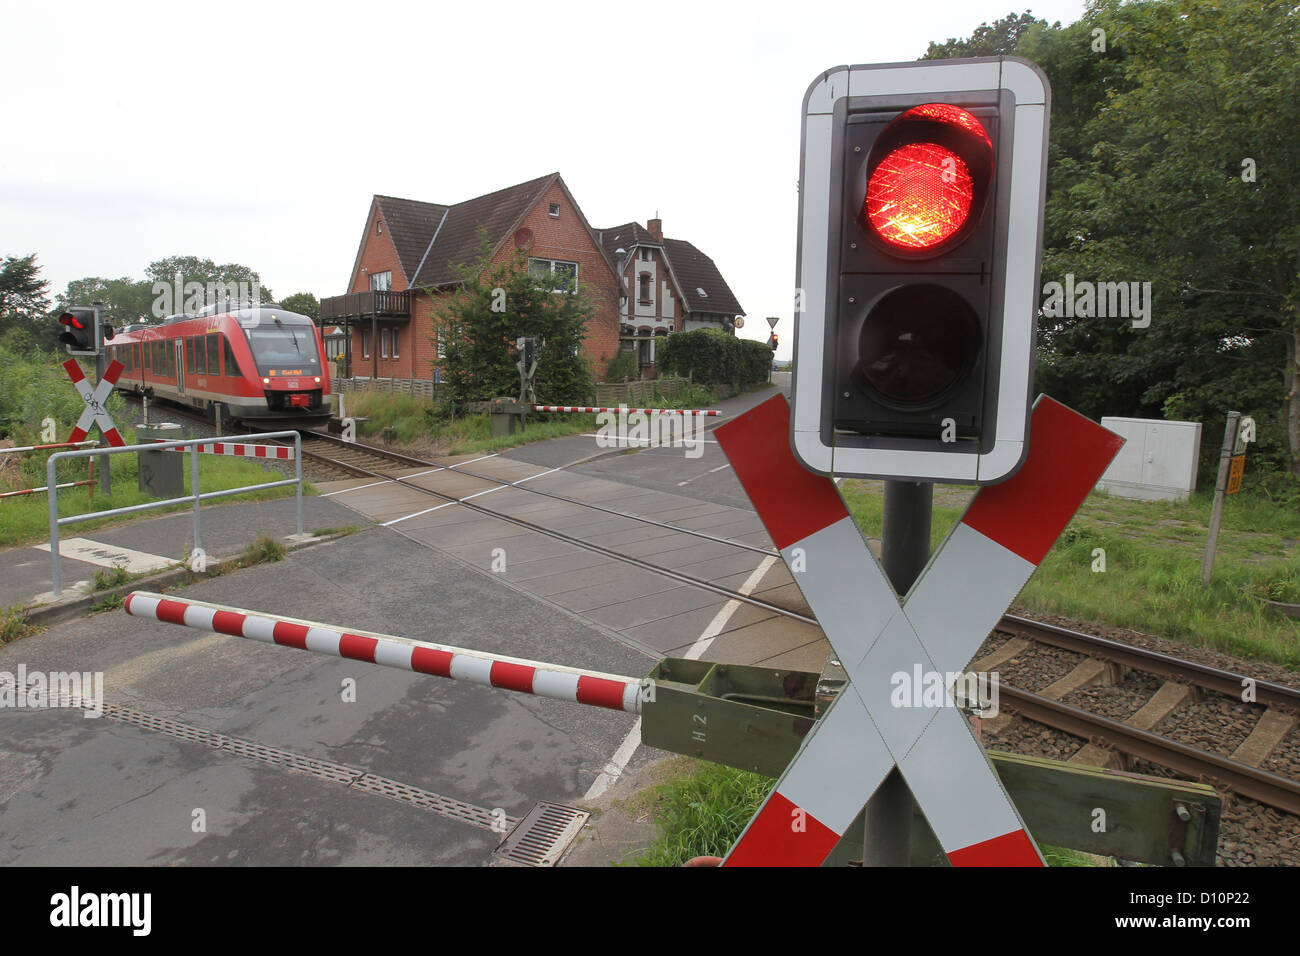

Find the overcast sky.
xmin=3 ymin=0 xmax=1088 ymax=357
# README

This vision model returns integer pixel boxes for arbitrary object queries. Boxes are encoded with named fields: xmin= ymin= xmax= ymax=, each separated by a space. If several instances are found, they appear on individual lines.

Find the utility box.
xmin=490 ymin=397 xmax=527 ymax=438
xmin=1097 ymin=417 xmax=1202 ymax=502
xmin=135 ymin=422 xmax=186 ymax=498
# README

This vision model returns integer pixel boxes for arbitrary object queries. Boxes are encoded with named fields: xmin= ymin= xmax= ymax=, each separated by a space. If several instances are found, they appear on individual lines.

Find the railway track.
xmin=129 ymin=406 xmax=1300 ymax=818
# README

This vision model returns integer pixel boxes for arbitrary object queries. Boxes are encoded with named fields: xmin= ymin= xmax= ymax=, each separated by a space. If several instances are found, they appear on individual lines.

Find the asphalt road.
xmin=0 ymin=373 xmax=798 ymax=866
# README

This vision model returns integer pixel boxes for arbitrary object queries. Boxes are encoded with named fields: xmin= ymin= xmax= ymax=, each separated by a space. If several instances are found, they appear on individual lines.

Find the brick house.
xmin=596 ymin=218 xmax=745 ymax=376
xmin=322 ymin=173 xmax=622 ymax=384
xmin=322 ymin=174 xmax=744 ymax=384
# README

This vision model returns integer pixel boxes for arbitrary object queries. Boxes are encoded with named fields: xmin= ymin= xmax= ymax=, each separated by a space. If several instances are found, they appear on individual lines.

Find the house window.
xmin=548 ymin=203 xmax=560 ymax=218
xmin=362 ymin=331 xmax=370 ymax=358
xmin=528 ymin=258 xmax=578 ymax=293
xmin=638 ymin=273 xmax=651 ymax=303
xmin=370 ymin=271 xmax=392 ymax=292
xmin=640 ymin=248 xmax=650 ymax=262
xmin=381 ymin=329 xmax=389 ymax=358
xmin=437 ymin=332 xmax=446 ymax=359
xmin=391 ymin=328 xmax=399 ymax=358
xmin=377 ymin=219 xmax=383 ymax=235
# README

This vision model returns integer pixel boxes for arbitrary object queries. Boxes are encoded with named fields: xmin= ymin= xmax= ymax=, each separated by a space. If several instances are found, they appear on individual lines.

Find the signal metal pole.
xmin=1201 ymin=410 xmax=1241 ymax=586
xmin=94 ymin=346 xmax=111 ymax=497
xmin=861 ymin=479 xmax=932 ymax=866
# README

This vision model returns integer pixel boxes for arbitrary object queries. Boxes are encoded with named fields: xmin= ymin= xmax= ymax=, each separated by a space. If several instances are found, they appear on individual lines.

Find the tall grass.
xmin=839 ymin=480 xmax=1300 ymax=668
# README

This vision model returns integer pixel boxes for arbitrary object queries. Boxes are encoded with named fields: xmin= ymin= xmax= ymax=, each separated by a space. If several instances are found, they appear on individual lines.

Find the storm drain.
xmin=57 ymin=694 xmax=512 ymax=832
xmin=492 ymin=801 xmax=589 ymax=867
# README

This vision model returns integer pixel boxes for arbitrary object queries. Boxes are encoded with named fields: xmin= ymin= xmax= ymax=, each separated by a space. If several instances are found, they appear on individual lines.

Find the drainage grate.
xmin=492 ymin=801 xmax=589 ymax=867
xmin=353 ymin=774 xmax=516 ymax=832
xmin=57 ymin=694 xmax=507 ymax=831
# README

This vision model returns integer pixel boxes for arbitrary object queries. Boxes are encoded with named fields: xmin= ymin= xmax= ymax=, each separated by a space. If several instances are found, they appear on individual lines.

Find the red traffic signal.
xmin=58 ymin=308 xmax=96 ymax=351
xmin=790 ymin=58 xmax=1051 ymax=483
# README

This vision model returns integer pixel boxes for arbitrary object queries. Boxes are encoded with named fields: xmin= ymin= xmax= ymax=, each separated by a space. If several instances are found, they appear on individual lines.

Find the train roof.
xmin=114 ymin=307 xmax=317 ymax=337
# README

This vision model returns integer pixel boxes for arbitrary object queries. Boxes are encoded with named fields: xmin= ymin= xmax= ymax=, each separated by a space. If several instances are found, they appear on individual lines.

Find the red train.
xmin=107 ymin=305 xmax=332 ymax=422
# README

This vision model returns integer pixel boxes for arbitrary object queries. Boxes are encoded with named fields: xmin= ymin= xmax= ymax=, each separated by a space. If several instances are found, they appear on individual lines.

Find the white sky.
xmin=2 ymin=0 xmax=1088 ymax=358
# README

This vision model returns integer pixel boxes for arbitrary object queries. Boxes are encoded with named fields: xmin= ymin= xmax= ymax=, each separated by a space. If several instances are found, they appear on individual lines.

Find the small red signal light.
xmin=60 ymin=312 xmax=85 ymax=329
xmin=897 ymin=103 xmax=992 ymax=148
xmin=865 ymin=143 xmax=974 ymax=250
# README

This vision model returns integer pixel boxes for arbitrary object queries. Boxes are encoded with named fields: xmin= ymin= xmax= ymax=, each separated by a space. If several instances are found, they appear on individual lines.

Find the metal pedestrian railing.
xmin=46 ymin=431 xmax=303 ymax=597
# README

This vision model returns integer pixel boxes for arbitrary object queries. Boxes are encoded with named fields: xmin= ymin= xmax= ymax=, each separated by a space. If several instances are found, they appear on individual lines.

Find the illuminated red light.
xmin=898 ymin=103 xmax=991 ymax=147
xmin=865 ymin=143 xmax=973 ymax=250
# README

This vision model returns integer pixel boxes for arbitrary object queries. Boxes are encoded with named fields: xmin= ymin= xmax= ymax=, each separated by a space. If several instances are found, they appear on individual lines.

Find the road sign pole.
xmin=95 ymin=350 xmax=112 ymax=496
xmin=1201 ymin=410 xmax=1241 ymax=586
xmin=861 ymin=480 xmax=933 ymax=865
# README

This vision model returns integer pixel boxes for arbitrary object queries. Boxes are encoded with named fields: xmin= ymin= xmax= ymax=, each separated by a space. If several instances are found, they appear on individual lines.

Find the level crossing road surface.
xmin=0 ymin=376 xmax=830 ymax=865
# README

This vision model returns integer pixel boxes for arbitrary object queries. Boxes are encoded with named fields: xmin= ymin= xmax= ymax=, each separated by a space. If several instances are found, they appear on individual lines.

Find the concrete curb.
xmin=18 ymin=529 xmax=362 ymax=631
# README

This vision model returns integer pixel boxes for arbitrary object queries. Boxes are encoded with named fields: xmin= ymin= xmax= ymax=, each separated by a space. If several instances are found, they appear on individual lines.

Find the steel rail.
xmin=999 ymin=614 xmax=1300 ymax=711
xmin=998 ymin=685 xmax=1300 ymax=816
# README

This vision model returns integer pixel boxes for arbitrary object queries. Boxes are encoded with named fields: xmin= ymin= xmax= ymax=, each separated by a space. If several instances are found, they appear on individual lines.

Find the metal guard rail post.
xmin=46 ymin=431 xmax=302 ymax=597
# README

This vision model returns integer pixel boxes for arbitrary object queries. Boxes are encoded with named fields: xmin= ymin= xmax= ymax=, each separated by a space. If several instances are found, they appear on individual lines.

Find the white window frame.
xmin=370 ymin=271 xmax=392 ymax=292
xmin=391 ymin=328 xmax=399 ymax=358
xmin=549 ymin=203 xmax=560 ymax=218
xmin=437 ymin=332 xmax=446 ymax=359
xmin=528 ymin=258 xmax=578 ymax=293
xmin=380 ymin=329 xmax=389 ymax=359
xmin=362 ymin=331 xmax=370 ymax=359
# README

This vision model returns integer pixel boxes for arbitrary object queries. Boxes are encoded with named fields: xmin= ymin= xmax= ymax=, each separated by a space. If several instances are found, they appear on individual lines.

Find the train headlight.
xmin=314 ymin=376 xmax=321 ymax=384
xmin=262 ymin=377 xmax=270 ymax=385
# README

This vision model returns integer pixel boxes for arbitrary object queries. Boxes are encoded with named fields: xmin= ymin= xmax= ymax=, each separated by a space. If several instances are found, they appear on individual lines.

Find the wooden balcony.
xmin=321 ymin=289 xmax=411 ymax=322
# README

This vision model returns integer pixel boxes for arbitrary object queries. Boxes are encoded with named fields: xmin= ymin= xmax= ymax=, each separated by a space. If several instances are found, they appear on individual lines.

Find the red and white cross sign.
xmin=714 ymin=394 xmax=1124 ymax=866
xmin=63 ymin=358 xmax=126 ymax=448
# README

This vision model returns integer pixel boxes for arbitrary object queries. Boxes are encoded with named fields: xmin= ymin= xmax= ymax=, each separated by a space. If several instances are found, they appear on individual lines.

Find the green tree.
xmin=1033 ymin=0 xmax=1300 ymax=476
xmin=144 ymin=256 xmax=274 ymax=314
xmin=55 ymin=276 xmax=155 ymax=330
xmin=278 ymin=292 xmax=321 ymax=324
xmin=0 ymin=254 xmax=53 ymax=353
xmin=434 ymin=236 xmax=596 ymax=406
xmin=922 ymin=10 xmax=1057 ymax=59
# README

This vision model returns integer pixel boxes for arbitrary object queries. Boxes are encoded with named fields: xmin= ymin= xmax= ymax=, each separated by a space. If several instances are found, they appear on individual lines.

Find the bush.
xmin=658 ymin=329 xmax=772 ymax=389
xmin=604 ymin=349 xmax=639 ymax=383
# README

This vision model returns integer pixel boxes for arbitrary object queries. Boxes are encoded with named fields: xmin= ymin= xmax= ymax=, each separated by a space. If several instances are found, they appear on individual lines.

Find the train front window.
xmin=245 ymin=324 xmax=320 ymax=373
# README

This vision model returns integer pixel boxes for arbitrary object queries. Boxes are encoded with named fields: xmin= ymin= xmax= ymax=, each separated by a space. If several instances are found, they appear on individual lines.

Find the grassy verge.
xmin=344 ymin=384 xmax=722 ymax=457
xmin=839 ymin=481 xmax=1300 ymax=668
xmin=0 ymin=426 xmax=314 ymax=550
xmin=629 ymin=759 xmax=1108 ymax=866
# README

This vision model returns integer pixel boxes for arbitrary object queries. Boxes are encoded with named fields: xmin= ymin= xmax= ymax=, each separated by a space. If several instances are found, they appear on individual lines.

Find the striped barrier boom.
xmin=714 ymin=394 xmax=1124 ymax=867
xmin=0 ymin=440 xmax=99 ymax=457
xmin=532 ymin=405 xmax=720 ymax=416
xmin=124 ymin=591 xmax=644 ymax=713
xmin=151 ymin=440 xmax=295 ymax=460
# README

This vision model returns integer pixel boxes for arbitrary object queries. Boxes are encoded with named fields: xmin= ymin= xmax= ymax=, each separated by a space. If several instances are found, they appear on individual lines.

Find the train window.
xmin=194 ymin=335 xmax=206 ymax=375
xmin=206 ymin=334 xmax=220 ymax=375
xmin=223 ymin=337 xmax=241 ymax=378
xmin=186 ymin=337 xmax=194 ymax=374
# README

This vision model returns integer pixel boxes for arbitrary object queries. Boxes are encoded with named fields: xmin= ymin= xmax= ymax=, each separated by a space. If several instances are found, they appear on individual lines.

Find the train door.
xmin=175 ymin=339 xmax=186 ymax=397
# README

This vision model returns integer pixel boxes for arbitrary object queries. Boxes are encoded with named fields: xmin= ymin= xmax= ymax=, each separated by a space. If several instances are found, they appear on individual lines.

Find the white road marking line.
xmin=580 ymin=433 xmax=719 ymax=446
xmin=583 ymin=717 xmax=642 ymax=801
xmin=513 ymin=466 xmax=563 ymax=485
xmin=380 ymin=484 xmax=507 ymax=526
xmin=582 ymin=519 xmax=778 ymax=802
xmin=321 ymin=478 xmax=400 ymax=497
xmin=676 ymin=462 xmax=733 ymax=487
xmin=683 ymin=555 xmax=779 ymax=661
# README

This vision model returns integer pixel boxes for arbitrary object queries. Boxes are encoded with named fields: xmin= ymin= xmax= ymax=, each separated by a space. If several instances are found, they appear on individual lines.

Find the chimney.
xmin=647 ymin=218 xmax=663 ymax=243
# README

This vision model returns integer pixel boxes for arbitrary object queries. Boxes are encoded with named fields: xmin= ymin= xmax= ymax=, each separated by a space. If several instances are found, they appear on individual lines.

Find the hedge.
xmin=658 ymin=329 xmax=772 ymax=388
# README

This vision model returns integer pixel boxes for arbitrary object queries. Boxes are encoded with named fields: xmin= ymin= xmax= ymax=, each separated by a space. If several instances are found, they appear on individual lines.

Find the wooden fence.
xmin=335 ymin=377 xmax=446 ymax=400
xmin=594 ymin=377 xmax=689 ymax=406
